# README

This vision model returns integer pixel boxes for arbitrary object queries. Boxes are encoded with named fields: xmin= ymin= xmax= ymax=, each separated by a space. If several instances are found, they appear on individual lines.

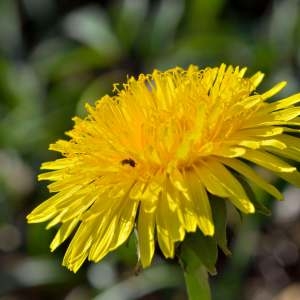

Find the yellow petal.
xmin=193 ymin=164 xmax=228 ymax=198
xmin=261 ymin=139 xmax=286 ymax=149
xmin=27 ymin=187 xmax=82 ymax=223
xmin=196 ymin=160 xmax=255 ymax=213
xmin=243 ymin=149 xmax=296 ymax=173
xmin=109 ymin=200 xmax=139 ymax=251
xmin=261 ymin=81 xmax=287 ymax=100
xmin=237 ymin=126 xmax=283 ymax=137
xmin=271 ymin=93 xmax=300 ymax=110
xmin=138 ymin=203 xmax=156 ymax=268
xmin=156 ymin=223 xmax=174 ymax=259
xmin=249 ymin=72 xmax=264 ymax=90
xmin=156 ymin=185 xmax=185 ymax=258
xmin=219 ymin=157 xmax=282 ymax=200
xmin=277 ymin=134 xmax=300 ymax=153
xmin=88 ymin=216 xmax=118 ymax=262
xmin=63 ymin=222 xmax=94 ymax=272
xmin=212 ymin=145 xmax=246 ymax=158
xmin=183 ymin=171 xmax=214 ymax=236
xmin=50 ymin=216 xmax=81 ymax=251
xmin=276 ymin=171 xmax=300 ymax=187
xmin=266 ymin=134 xmax=300 ymax=162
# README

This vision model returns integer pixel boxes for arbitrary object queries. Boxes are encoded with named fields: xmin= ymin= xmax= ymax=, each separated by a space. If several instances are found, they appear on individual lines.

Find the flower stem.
xmin=183 ymin=263 xmax=211 ymax=300
xmin=180 ymin=242 xmax=212 ymax=300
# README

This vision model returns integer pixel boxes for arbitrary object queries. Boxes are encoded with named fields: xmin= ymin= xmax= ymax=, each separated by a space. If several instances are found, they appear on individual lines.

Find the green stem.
xmin=183 ymin=263 xmax=211 ymax=300
xmin=180 ymin=244 xmax=212 ymax=300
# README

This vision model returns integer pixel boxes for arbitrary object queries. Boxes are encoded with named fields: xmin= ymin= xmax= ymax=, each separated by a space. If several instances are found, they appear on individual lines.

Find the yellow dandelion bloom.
xmin=27 ymin=64 xmax=300 ymax=272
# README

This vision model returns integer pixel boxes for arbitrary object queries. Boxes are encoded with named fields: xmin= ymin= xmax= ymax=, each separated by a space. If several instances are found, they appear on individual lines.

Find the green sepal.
xmin=250 ymin=196 xmax=271 ymax=216
xmin=183 ymin=230 xmax=218 ymax=275
xmin=210 ymin=196 xmax=232 ymax=255
xmin=237 ymin=174 xmax=271 ymax=216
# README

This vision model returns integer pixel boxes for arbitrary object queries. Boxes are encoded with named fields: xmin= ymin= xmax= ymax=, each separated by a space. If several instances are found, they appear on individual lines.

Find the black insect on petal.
xmin=121 ymin=158 xmax=136 ymax=167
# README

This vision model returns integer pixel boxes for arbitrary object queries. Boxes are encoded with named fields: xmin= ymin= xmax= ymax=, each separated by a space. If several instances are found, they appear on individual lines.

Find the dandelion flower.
xmin=27 ymin=64 xmax=300 ymax=272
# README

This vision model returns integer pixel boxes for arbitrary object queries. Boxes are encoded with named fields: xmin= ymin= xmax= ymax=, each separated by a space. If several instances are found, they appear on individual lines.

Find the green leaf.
xmin=63 ymin=6 xmax=121 ymax=58
xmin=141 ymin=0 xmax=184 ymax=56
xmin=185 ymin=0 xmax=225 ymax=32
xmin=112 ymin=0 xmax=149 ymax=49
xmin=237 ymin=174 xmax=271 ymax=216
xmin=210 ymin=196 xmax=231 ymax=255
xmin=0 ymin=0 xmax=22 ymax=54
xmin=34 ymin=45 xmax=117 ymax=81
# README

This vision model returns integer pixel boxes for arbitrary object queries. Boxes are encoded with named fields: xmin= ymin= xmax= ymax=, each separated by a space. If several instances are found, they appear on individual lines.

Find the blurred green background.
xmin=1 ymin=0 xmax=300 ymax=299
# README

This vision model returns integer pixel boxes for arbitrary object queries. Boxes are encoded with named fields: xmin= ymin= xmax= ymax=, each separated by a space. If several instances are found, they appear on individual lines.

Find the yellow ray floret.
xmin=27 ymin=64 xmax=300 ymax=272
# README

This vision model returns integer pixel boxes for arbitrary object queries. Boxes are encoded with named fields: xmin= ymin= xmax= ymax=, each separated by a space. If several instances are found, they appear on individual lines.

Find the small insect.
xmin=121 ymin=158 xmax=136 ymax=167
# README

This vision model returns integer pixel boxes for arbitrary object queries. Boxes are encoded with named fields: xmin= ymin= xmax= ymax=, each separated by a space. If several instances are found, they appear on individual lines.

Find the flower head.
xmin=27 ymin=64 xmax=300 ymax=272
